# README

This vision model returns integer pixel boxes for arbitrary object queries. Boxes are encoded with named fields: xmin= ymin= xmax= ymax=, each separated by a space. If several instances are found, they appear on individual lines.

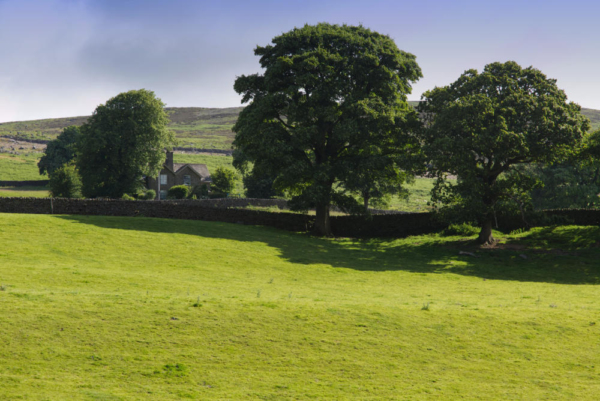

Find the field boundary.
xmin=0 ymin=198 xmax=598 ymax=238
xmin=0 ymin=180 xmax=49 ymax=187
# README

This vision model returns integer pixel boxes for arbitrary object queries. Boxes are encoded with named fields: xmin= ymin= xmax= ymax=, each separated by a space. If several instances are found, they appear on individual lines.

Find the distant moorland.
xmin=2 ymin=104 xmax=598 ymax=149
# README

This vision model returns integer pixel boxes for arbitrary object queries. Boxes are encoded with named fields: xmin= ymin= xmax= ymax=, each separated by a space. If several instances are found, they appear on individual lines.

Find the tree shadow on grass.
xmin=55 ymin=215 xmax=600 ymax=285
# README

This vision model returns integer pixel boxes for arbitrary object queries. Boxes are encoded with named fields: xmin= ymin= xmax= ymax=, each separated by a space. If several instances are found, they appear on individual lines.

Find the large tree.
xmin=38 ymin=126 xmax=80 ymax=176
xmin=419 ymin=61 xmax=590 ymax=244
xmin=232 ymin=23 xmax=422 ymax=235
xmin=77 ymin=89 xmax=174 ymax=198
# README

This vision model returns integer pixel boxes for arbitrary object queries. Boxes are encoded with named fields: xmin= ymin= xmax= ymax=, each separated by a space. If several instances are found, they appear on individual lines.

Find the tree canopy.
xmin=210 ymin=167 xmax=237 ymax=196
xmin=233 ymin=23 xmax=422 ymax=235
xmin=38 ymin=126 xmax=80 ymax=176
xmin=419 ymin=61 xmax=590 ymax=244
xmin=77 ymin=89 xmax=174 ymax=198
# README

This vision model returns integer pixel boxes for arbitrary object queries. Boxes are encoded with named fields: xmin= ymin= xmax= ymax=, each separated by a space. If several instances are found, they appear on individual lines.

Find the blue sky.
xmin=1 ymin=0 xmax=599 ymax=122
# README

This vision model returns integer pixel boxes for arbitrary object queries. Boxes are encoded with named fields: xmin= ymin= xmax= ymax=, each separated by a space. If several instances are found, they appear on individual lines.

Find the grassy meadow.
xmin=0 ymin=213 xmax=599 ymax=399
xmin=0 ymin=153 xmax=46 ymax=181
xmin=0 ymin=186 xmax=49 ymax=198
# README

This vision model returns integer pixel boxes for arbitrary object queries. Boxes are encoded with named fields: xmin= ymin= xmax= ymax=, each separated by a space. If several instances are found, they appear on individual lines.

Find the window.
xmin=160 ymin=190 xmax=168 ymax=200
xmin=183 ymin=175 xmax=191 ymax=186
xmin=160 ymin=174 xmax=167 ymax=185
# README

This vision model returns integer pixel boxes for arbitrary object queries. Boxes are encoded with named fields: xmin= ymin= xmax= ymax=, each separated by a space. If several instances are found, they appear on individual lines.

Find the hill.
xmin=2 ymin=104 xmax=598 ymax=149
xmin=0 ymin=213 xmax=599 ymax=399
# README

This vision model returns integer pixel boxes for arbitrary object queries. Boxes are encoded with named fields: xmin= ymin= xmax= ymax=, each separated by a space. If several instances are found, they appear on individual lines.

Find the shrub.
xmin=442 ymin=223 xmax=479 ymax=236
xmin=167 ymin=185 xmax=189 ymax=199
xmin=48 ymin=164 xmax=82 ymax=198
xmin=143 ymin=189 xmax=156 ymax=200
xmin=121 ymin=194 xmax=135 ymax=201
xmin=189 ymin=184 xmax=209 ymax=199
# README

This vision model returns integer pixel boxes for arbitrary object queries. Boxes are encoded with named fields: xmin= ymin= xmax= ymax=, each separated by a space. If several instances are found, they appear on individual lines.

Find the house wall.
xmin=176 ymin=166 xmax=206 ymax=188
xmin=147 ymin=167 xmax=210 ymax=199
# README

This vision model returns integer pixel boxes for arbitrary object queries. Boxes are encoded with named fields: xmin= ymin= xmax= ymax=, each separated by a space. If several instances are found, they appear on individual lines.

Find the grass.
xmin=0 ymin=186 xmax=49 ymax=198
xmin=0 ymin=153 xmax=46 ymax=180
xmin=0 ymin=214 xmax=599 ymax=399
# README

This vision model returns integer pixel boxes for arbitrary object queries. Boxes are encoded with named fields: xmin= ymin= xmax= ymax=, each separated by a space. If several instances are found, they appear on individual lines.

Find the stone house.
xmin=147 ymin=151 xmax=211 ymax=199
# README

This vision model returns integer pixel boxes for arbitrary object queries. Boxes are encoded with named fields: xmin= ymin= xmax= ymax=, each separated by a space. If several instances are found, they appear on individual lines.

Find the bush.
xmin=48 ymin=164 xmax=82 ymax=198
xmin=189 ymin=184 xmax=209 ymax=199
xmin=121 ymin=194 xmax=135 ymax=201
xmin=442 ymin=223 xmax=479 ymax=236
xmin=143 ymin=189 xmax=156 ymax=200
xmin=167 ymin=185 xmax=189 ymax=199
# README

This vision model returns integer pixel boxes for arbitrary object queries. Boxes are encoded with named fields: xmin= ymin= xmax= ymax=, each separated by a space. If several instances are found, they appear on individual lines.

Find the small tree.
xmin=167 ymin=185 xmax=189 ymax=199
xmin=211 ymin=167 xmax=237 ymax=196
xmin=77 ymin=89 xmax=174 ymax=198
xmin=38 ymin=126 xmax=80 ymax=176
xmin=48 ymin=164 xmax=82 ymax=198
xmin=419 ymin=61 xmax=590 ymax=244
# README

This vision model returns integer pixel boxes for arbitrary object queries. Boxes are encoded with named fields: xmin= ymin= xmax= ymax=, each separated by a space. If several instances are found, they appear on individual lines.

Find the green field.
xmin=0 ymin=186 xmax=49 ymax=198
xmin=2 ymin=105 xmax=598 ymax=150
xmin=0 ymin=153 xmax=46 ymax=181
xmin=0 ymin=214 xmax=599 ymax=399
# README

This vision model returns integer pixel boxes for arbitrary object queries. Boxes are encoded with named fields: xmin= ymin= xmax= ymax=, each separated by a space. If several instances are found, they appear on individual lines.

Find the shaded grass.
xmin=0 ymin=214 xmax=599 ymax=399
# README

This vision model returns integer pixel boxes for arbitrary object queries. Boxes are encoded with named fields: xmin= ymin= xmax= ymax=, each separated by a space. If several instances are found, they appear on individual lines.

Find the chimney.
xmin=166 ymin=151 xmax=174 ymax=170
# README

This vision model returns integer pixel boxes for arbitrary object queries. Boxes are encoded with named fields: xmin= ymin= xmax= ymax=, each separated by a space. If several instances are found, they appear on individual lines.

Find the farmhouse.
xmin=147 ymin=151 xmax=211 ymax=199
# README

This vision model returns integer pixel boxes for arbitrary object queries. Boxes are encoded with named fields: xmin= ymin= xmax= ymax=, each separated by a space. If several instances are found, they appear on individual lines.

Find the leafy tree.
xmin=38 ymin=126 xmax=80 ymax=176
xmin=77 ymin=89 xmax=174 ymax=198
xmin=48 ymin=164 xmax=82 ymax=198
xmin=167 ymin=185 xmax=190 ymax=199
xmin=189 ymin=184 xmax=209 ymax=199
xmin=211 ymin=167 xmax=237 ymax=196
xmin=240 ymin=159 xmax=284 ymax=199
xmin=419 ymin=61 xmax=590 ymax=244
xmin=522 ymin=163 xmax=600 ymax=209
xmin=233 ymin=23 xmax=422 ymax=235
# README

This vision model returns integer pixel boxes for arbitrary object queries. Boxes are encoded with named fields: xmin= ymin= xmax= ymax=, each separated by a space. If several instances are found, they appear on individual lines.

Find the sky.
xmin=1 ymin=0 xmax=599 ymax=123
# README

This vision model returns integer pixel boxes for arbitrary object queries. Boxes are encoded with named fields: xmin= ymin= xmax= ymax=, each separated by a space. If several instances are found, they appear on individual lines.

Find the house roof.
xmin=172 ymin=163 xmax=210 ymax=178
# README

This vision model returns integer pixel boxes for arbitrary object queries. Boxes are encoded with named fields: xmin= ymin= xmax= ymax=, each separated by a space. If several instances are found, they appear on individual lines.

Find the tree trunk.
xmin=313 ymin=204 xmax=332 ymax=236
xmin=363 ymin=191 xmax=369 ymax=210
xmin=477 ymin=219 xmax=495 ymax=245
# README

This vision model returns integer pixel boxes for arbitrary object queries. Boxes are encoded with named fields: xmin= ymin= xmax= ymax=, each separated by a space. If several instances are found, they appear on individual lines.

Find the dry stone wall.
xmin=0 ymin=198 xmax=597 ymax=238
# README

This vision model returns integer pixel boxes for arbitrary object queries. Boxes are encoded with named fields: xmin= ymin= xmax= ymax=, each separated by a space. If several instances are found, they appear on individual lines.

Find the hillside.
xmin=0 ymin=214 xmax=599 ymax=399
xmin=0 ymin=107 xmax=244 ymax=149
xmin=2 ymin=104 xmax=598 ymax=149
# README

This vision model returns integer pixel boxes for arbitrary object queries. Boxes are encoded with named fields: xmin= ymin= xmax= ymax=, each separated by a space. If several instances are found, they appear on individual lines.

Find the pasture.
xmin=0 ymin=214 xmax=599 ymax=399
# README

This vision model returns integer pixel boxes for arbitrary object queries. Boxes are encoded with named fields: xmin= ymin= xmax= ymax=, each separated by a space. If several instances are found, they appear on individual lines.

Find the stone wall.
xmin=0 ymin=198 xmax=597 ymax=238
xmin=0 ymin=180 xmax=49 ymax=187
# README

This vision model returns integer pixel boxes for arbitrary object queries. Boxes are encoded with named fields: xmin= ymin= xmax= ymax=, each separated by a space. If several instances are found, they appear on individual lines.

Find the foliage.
xmin=442 ymin=223 xmax=479 ymax=237
xmin=233 ymin=23 xmax=422 ymax=235
xmin=521 ymin=163 xmax=600 ymax=209
xmin=48 ymin=164 xmax=82 ymax=198
xmin=121 ymin=193 xmax=135 ymax=201
xmin=211 ymin=166 xmax=237 ymax=196
xmin=241 ymin=161 xmax=284 ymax=199
xmin=419 ymin=61 xmax=590 ymax=244
xmin=167 ymin=185 xmax=190 ymax=199
xmin=37 ymin=126 xmax=80 ymax=176
xmin=143 ymin=189 xmax=156 ymax=200
xmin=1 ymin=214 xmax=600 ymax=399
xmin=189 ymin=183 xmax=209 ymax=199
xmin=77 ymin=89 xmax=174 ymax=198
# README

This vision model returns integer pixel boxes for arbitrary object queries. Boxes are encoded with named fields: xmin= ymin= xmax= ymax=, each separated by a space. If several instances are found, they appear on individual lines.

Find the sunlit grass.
xmin=0 ymin=214 xmax=599 ymax=399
